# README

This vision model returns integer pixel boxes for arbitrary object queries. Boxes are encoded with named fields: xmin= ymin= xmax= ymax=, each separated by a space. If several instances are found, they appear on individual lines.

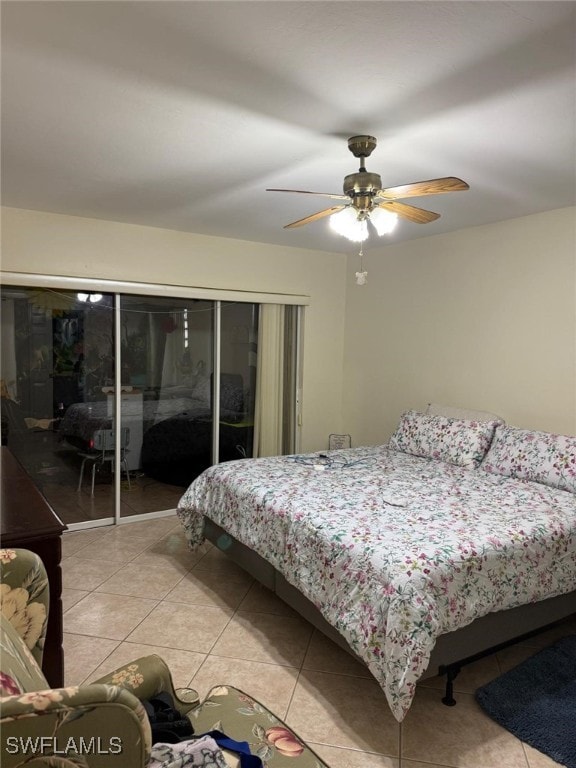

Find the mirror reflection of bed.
xmin=58 ymin=373 xmax=250 ymax=488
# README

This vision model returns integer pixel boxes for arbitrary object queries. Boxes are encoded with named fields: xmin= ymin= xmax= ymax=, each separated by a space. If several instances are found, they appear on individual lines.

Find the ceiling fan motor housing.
xmin=344 ymin=171 xmax=382 ymax=211
xmin=345 ymin=136 xmax=382 ymax=210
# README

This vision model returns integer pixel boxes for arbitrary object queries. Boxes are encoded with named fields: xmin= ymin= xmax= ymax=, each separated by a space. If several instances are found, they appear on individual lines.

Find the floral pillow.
xmin=388 ymin=410 xmax=499 ymax=469
xmin=480 ymin=424 xmax=576 ymax=493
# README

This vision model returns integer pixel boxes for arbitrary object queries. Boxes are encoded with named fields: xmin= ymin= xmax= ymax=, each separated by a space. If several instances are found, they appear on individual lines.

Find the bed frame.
xmin=204 ymin=518 xmax=576 ymax=702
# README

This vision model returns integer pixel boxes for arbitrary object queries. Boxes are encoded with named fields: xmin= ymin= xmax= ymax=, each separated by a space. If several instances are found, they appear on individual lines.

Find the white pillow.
xmin=427 ymin=402 xmax=504 ymax=424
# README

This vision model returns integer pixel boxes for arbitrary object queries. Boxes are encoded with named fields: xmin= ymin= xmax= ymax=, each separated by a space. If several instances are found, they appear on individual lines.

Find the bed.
xmin=59 ymin=392 xmax=209 ymax=444
xmin=140 ymin=414 xmax=254 ymax=486
xmin=176 ymin=409 xmax=576 ymax=721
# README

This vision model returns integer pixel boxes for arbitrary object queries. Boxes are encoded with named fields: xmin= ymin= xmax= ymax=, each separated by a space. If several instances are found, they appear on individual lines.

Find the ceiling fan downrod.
xmin=344 ymin=135 xmax=382 ymax=210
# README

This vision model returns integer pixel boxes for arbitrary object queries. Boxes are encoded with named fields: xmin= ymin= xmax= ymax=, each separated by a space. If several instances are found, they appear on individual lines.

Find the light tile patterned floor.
xmin=62 ymin=517 xmax=572 ymax=768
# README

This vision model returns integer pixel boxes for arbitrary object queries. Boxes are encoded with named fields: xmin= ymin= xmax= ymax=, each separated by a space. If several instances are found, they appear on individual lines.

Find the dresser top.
xmin=1 ymin=447 xmax=66 ymax=543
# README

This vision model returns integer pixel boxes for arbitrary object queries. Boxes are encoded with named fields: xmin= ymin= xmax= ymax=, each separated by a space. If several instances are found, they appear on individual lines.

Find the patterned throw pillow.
xmin=480 ymin=424 xmax=576 ymax=494
xmin=389 ymin=410 xmax=499 ymax=469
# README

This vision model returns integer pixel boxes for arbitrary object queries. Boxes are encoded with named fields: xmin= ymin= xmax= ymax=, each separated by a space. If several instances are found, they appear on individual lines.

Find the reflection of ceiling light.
xmin=77 ymin=292 xmax=103 ymax=303
xmin=329 ymin=206 xmax=398 ymax=242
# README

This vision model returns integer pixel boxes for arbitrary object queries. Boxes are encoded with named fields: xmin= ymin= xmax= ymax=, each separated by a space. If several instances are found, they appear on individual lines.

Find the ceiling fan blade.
xmin=267 ymin=188 xmax=349 ymax=201
xmin=378 ymin=200 xmax=440 ymax=224
xmin=284 ymin=205 xmax=346 ymax=229
xmin=377 ymin=177 xmax=469 ymax=200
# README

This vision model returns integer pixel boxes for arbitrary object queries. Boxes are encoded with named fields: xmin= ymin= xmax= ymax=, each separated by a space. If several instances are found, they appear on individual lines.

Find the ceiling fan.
xmin=267 ymin=135 xmax=469 ymax=242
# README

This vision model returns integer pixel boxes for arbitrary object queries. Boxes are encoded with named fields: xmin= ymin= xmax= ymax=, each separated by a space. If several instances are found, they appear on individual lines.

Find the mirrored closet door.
xmin=1 ymin=285 xmax=283 ymax=529
xmin=118 ymin=295 xmax=216 ymax=518
xmin=1 ymin=287 xmax=116 ymax=525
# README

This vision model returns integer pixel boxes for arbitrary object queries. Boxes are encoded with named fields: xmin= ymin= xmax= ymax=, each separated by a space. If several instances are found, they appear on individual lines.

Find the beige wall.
xmin=4 ymin=205 xmax=575 ymax=451
xmin=343 ymin=207 xmax=576 ymax=445
xmin=1 ymin=206 xmax=347 ymax=452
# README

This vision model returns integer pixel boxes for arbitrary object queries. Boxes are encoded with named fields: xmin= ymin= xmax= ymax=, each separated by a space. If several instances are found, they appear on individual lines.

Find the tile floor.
xmin=62 ymin=517 xmax=574 ymax=768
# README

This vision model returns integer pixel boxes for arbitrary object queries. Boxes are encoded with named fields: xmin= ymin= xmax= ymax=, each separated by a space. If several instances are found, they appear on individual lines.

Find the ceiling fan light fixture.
xmin=268 ymin=135 xmax=468 ymax=237
xmin=369 ymin=207 xmax=398 ymax=236
xmin=329 ymin=207 xmax=368 ymax=242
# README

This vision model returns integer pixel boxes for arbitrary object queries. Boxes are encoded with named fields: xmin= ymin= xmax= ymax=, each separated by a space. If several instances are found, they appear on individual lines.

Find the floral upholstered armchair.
xmin=1 ymin=549 xmax=331 ymax=768
xmin=0 ymin=548 xmax=199 ymax=768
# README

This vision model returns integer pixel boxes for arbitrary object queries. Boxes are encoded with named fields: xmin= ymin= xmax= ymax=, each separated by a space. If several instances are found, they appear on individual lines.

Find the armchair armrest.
xmin=0 ymin=683 xmax=152 ymax=767
xmin=0 ymin=548 xmax=49 ymax=670
xmin=92 ymin=654 xmax=199 ymax=715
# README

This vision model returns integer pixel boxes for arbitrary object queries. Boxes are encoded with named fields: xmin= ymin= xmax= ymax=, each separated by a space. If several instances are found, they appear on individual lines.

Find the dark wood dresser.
xmin=1 ymin=447 xmax=66 ymax=687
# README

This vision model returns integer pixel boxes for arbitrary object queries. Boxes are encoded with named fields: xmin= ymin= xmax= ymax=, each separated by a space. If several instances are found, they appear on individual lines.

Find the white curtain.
xmin=161 ymin=312 xmax=185 ymax=388
xmin=252 ymin=304 xmax=285 ymax=458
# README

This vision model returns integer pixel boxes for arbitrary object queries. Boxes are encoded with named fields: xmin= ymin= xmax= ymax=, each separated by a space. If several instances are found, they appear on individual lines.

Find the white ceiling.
xmin=2 ymin=1 xmax=575 ymax=254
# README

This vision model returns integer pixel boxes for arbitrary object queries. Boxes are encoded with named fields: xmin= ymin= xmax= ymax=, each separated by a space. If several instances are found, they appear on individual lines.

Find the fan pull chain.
xmin=355 ymin=244 xmax=368 ymax=285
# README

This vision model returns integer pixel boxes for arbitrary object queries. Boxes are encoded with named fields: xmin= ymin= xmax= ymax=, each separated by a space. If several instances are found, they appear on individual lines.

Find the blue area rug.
xmin=475 ymin=635 xmax=576 ymax=768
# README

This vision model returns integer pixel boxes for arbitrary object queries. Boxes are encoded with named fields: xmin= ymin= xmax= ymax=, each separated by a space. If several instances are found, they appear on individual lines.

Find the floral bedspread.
xmin=176 ymin=445 xmax=576 ymax=721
